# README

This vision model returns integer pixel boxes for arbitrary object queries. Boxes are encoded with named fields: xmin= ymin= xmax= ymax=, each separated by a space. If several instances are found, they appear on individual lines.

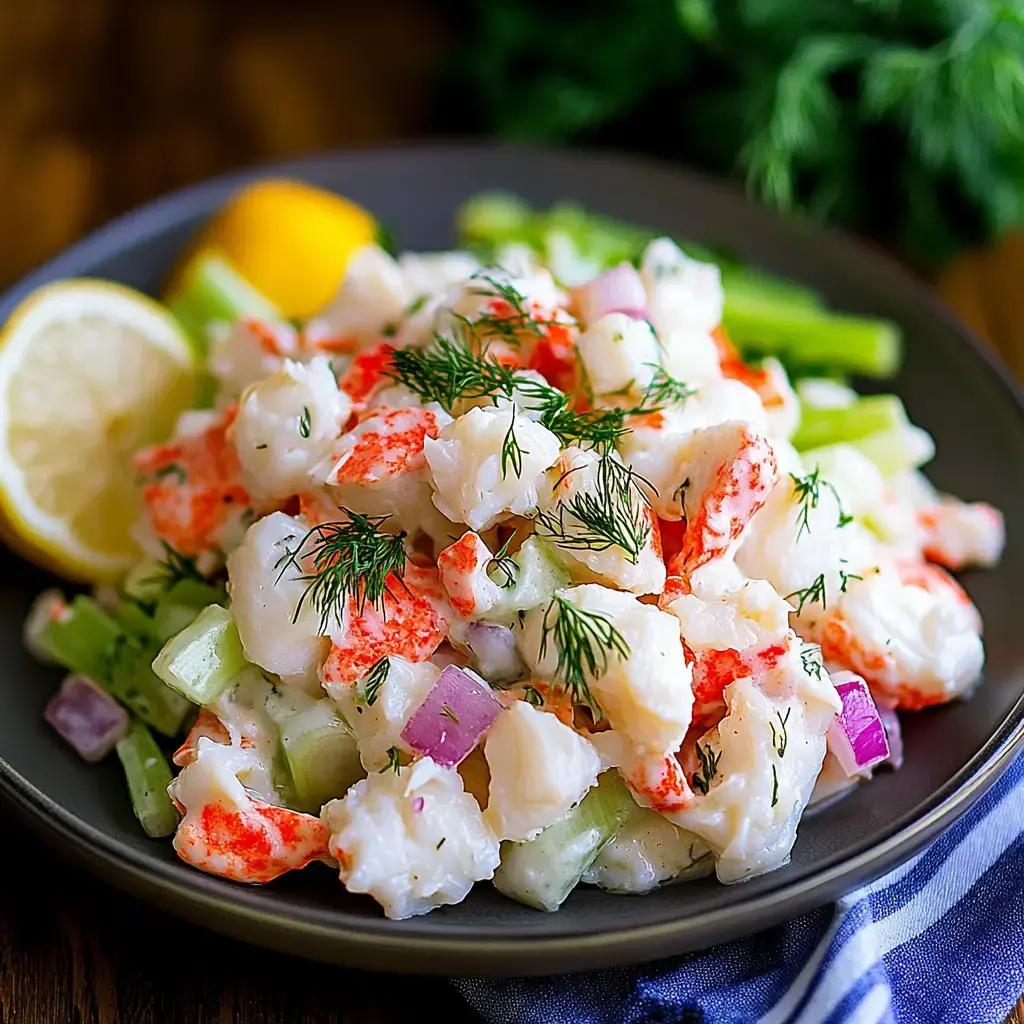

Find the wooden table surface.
xmin=0 ymin=251 xmax=1020 ymax=1024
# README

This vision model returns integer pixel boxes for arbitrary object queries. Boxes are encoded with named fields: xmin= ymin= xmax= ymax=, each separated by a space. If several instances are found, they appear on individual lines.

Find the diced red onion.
xmin=465 ymin=622 xmax=525 ymax=685
xmin=876 ymin=704 xmax=904 ymax=770
xmin=400 ymin=665 xmax=503 ymax=767
xmin=411 ymin=796 xmax=425 ymax=813
xmin=827 ymin=671 xmax=890 ymax=777
xmin=574 ymin=263 xmax=647 ymax=326
xmin=45 ymin=674 xmax=129 ymax=763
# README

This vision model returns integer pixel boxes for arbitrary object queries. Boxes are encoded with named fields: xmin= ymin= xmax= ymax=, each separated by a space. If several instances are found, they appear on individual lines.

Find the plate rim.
xmin=1 ymin=141 xmax=1023 ymax=975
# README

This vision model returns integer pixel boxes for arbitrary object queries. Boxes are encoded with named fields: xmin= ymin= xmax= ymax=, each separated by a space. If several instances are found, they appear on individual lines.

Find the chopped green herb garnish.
xmin=630 ymin=366 xmax=695 ymax=415
xmin=839 ymin=569 xmax=862 ymax=593
xmin=154 ymin=463 xmax=187 ymax=484
xmin=488 ymin=535 xmax=518 ymax=589
xmin=786 ymin=573 xmax=827 ymax=615
xmin=440 ymin=704 xmax=460 ymax=723
xmin=791 ymin=466 xmax=852 ymax=540
xmin=522 ymin=684 xmax=545 ymax=706
xmin=500 ymin=407 xmax=525 ymax=479
xmin=140 ymin=542 xmax=206 ymax=593
xmin=381 ymin=746 xmax=403 ymax=775
xmin=276 ymin=510 xmax=408 ymax=632
xmin=298 ymin=405 xmax=312 ymax=439
xmin=436 ymin=837 xmax=447 ymax=850
xmin=801 ymin=643 xmax=824 ymax=680
xmin=692 ymin=741 xmax=721 ymax=795
xmin=537 ymin=455 xmax=652 ymax=563
xmin=361 ymin=657 xmax=390 ymax=707
xmin=770 ymin=708 xmax=791 ymax=758
xmin=538 ymin=594 xmax=629 ymax=711
xmin=255 ymin=443 xmax=268 ymax=450
xmin=771 ymin=763 xmax=779 ymax=807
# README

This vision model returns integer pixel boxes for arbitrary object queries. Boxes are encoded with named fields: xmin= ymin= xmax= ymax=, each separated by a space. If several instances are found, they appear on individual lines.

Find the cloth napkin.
xmin=457 ymin=752 xmax=1024 ymax=1024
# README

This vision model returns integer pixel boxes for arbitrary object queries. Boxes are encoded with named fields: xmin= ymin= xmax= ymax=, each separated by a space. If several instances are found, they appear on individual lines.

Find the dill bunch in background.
xmin=443 ymin=0 xmax=1024 ymax=266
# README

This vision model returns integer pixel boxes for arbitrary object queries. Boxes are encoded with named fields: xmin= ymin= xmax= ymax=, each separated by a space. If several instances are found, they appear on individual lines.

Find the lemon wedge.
xmin=0 ymin=280 xmax=198 ymax=581
xmin=167 ymin=179 xmax=378 ymax=320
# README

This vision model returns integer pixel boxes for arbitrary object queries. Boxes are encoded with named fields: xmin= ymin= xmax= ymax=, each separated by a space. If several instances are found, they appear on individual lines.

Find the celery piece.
xmin=850 ymin=424 xmax=935 ymax=476
xmin=493 ymin=771 xmax=641 ymax=912
xmin=116 ymin=560 xmax=226 ymax=643
xmin=724 ymin=299 xmax=901 ymax=379
xmin=152 ymin=604 xmax=248 ymax=705
xmin=792 ymin=394 xmax=908 ymax=451
xmin=116 ymin=720 xmax=179 ymax=838
xmin=485 ymin=537 xmax=571 ymax=624
xmin=456 ymin=192 xmax=534 ymax=246
xmin=278 ymin=701 xmax=365 ymax=813
xmin=105 ymin=637 xmax=192 ymax=737
xmin=166 ymin=252 xmax=279 ymax=355
xmin=32 ymin=594 xmax=123 ymax=680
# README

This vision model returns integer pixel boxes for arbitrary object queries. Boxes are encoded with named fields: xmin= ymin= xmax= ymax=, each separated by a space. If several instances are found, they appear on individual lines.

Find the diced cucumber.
xmin=791 ymin=394 xmax=908 ymax=452
xmin=152 ymin=604 xmax=248 ymax=705
xmin=116 ymin=720 xmax=180 ymax=838
xmin=850 ymin=424 xmax=935 ymax=476
xmin=485 ymin=537 xmax=570 ymax=624
xmin=166 ymin=252 xmax=280 ymax=355
xmin=106 ymin=637 xmax=192 ymax=737
xmin=116 ymin=560 xmax=226 ymax=643
xmin=30 ymin=594 xmax=123 ymax=681
xmin=277 ymin=700 xmax=365 ymax=813
xmin=493 ymin=771 xmax=641 ymax=912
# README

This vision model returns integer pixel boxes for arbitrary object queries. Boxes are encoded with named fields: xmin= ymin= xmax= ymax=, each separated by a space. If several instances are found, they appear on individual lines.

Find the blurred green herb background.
xmin=444 ymin=0 xmax=1024 ymax=267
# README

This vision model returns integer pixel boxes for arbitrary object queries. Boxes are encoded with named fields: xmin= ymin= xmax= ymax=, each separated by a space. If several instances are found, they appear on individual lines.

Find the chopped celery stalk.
xmin=31 ymin=594 xmax=122 ymax=680
xmin=455 ymin=193 xmax=822 ymax=311
xmin=792 ymin=394 xmax=907 ymax=451
xmin=493 ymin=771 xmax=640 ymax=912
xmin=116 ymin=720 xmax=179 ymax=838
xmin=116 ymin=560 xmax=226 ymax=643
xmin=278 ymin=701 xmax=365 ymax=813
xmin=166 ymin=252 xmax=279 ymax=355
xmin=851 ymin=425 xmax=935 ymax=476
xmin=106 ymin=638 xmax=192 ymax=737
xmin=151 ymin=604 xmax=248 ymax=705
xmin=724 ymin=300 xmax=901 ymax=378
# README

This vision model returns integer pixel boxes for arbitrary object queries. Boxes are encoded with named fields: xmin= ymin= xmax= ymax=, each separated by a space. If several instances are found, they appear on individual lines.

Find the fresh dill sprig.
xmin=500 ymin=407 xmax=525 ymax=479
xmin=790 ymin=466 xmax=853 ymax=540
xmin=141 ymin=542 xmax=206 ymax=593
xmin=537 ymin=455 xmax=651 ymax=563
xmin=538 ymin=594 xmax=630 ymax=710
xmin=786 ymin=573 xmax=827 ymax=615
xmin=771 ymin=764 xmax=780 ymax=808
xmin=440 ymin=704 xmax=460 ymax=723
xmin=839 ymin=569 xmax=862 ymax=593
xmin=385 ymin=336 xmax=521 ymax=412
xmin=380 ymin=746 xmax=403 ymax=774
xmin=770 ymin=708 xmax=791 ymax=759
xmin=537 ymin=393 xmax=628 ymax=453
xmin=276 ymin=510 xmax=408 ymax=632
xmin=465 ymin=273 xmax=554 ymax=346
xmin=800 ymin=643 xmax=824 ymax=680
xmin=692 ymin=741 xmax=721 ymax=795
xmin=360 ymin=657 xmax=390 ymax=707
xmin=154 ymin=462 xmax=187 ymax=484
xmin=298 ymin=405 xmax=312 ymax=439
xmin=488 ymin=535 xmax=518 ymax=589
xmin=630 ymin=366 xmax=695 ymax=415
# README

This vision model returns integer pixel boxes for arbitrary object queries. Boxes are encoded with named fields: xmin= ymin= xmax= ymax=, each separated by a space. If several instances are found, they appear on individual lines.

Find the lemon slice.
xmin=166 ymin=179 xmax=378 ymax=320
xmin=0 ymin=280 xmax=198 ymax=581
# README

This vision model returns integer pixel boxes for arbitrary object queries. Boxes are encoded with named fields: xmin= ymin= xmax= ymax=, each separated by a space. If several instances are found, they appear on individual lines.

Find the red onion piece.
xmin=45 ymin=674 xmax=129 ymax=763
xmin=876 ymin=704 xmax=904 ymax=770
xmin=465 ymin=622 xmax=525 ymax=684
xmin=574 ymin=263 xmax=647 ymax=326
xmin=400 ymin=665 xmax=503 ymax=767
xmin=827 ymin=671 xmax=890 ymax=777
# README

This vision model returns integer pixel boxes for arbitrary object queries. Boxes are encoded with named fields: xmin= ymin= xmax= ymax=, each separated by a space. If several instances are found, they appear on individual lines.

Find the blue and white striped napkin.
xmin=457 ymin=753 xmax=1024 ymax=1024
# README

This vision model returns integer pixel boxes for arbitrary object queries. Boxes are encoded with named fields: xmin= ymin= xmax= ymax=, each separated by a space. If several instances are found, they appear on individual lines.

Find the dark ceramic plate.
xmin=1 ymin=145 xmax=1022 ymax=977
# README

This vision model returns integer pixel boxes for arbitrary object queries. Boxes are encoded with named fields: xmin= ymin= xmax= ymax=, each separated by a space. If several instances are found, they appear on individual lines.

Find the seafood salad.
xmin=24 ymin=190 xmax=1005 ymax=919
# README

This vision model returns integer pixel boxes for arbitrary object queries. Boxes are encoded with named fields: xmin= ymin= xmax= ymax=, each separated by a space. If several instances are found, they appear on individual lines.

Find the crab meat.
xmin=232 ymin=357 xmax=350 ymax=500
xmin=518 ymin=584 xmax=693 ymax=756
xmin=423 ymin=401 xmax=561 ymax=531
xmin=537 ymin=446 xmax=666 ymax=596
xmin=209 ymin=317 xmax=301 ymax=404
xmin=673 ymin=422 xmax=778 ymax=573
xmin=170 ymin=738 xmax=328 ymax=884
xmin=437 ymin=532 xmax=504 ymax=620
xmin=819 ymin=561 xmax=984 ymax=710
xmin=320 ymin=563 xmax=449 ymax=688
xmin=576 ymin=313 xmax=661 ymax=400
xmin=919 ymin=498 xmax=1005 ymax=571
xmin=134 ymin=405 xmax=278 ymax=561
xmin=172 ymin=708 xmax=231 ymax=767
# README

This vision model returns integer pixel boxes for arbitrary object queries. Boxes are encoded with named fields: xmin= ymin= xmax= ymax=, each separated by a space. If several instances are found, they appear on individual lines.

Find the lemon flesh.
xmin=0 ymin=280 xmax=197 ymax=581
